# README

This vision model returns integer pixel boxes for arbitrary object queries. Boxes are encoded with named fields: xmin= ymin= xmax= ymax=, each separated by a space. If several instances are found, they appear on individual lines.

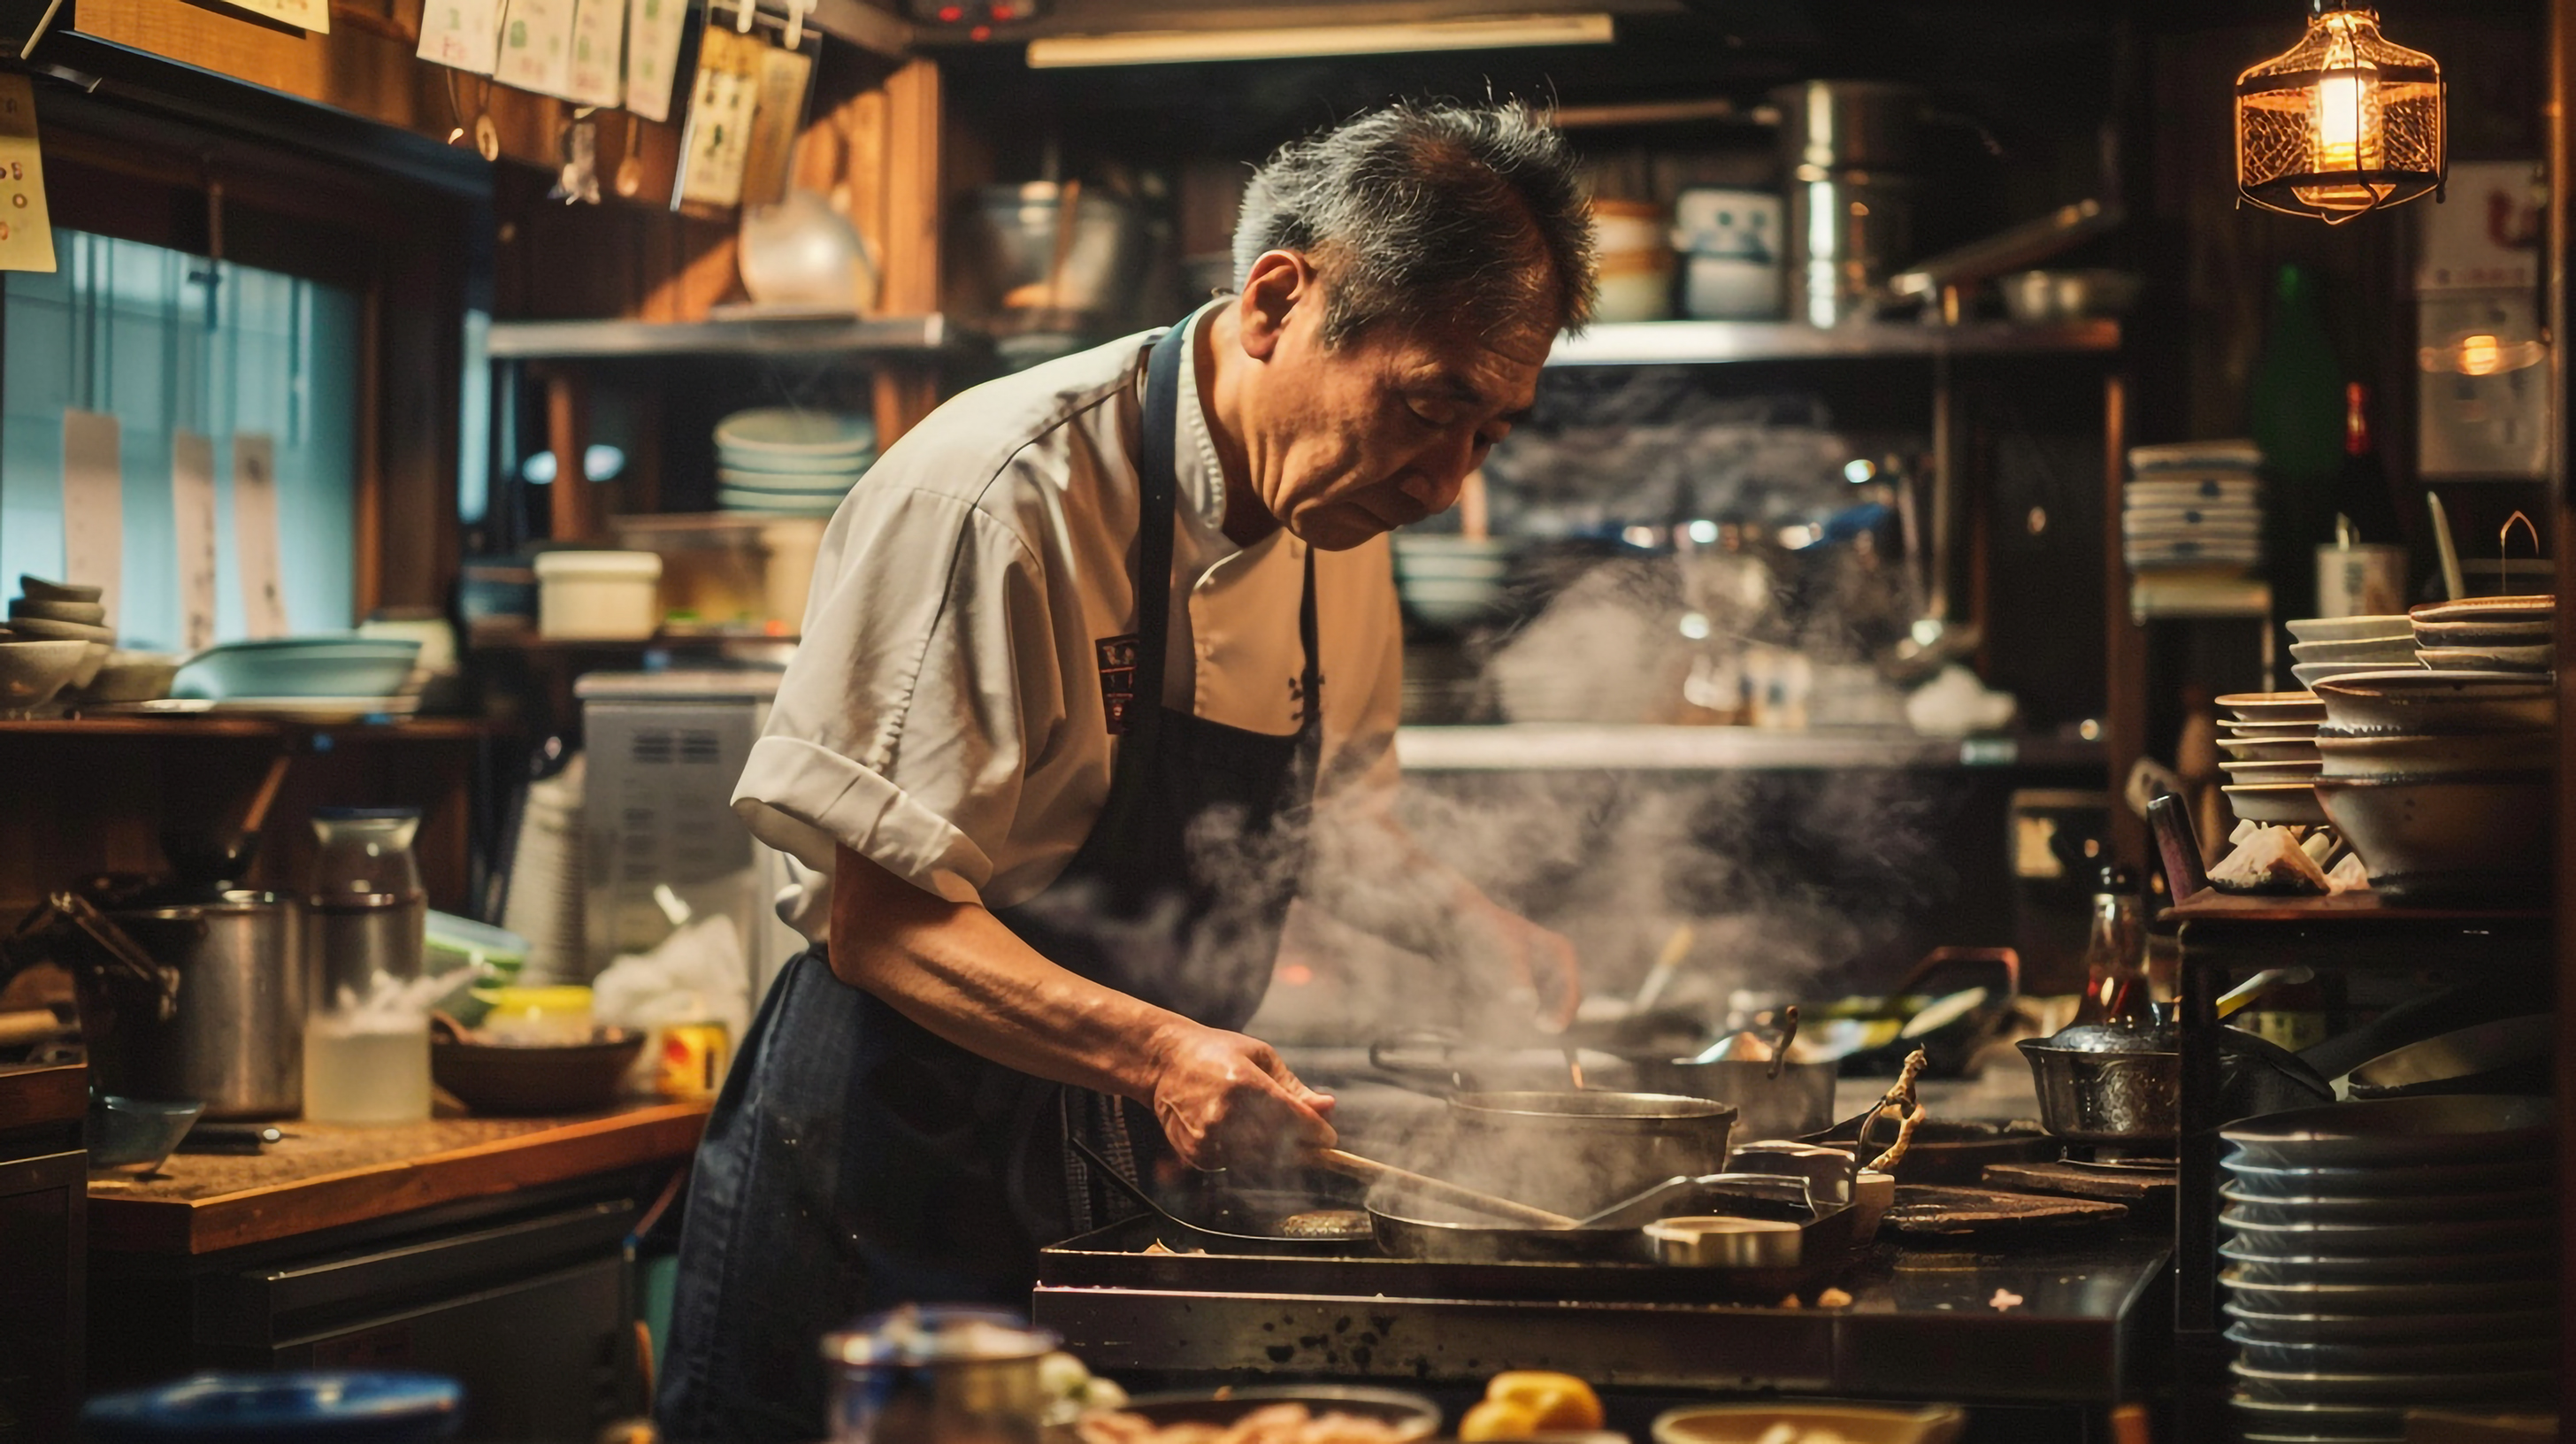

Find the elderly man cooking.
xmin=659 ymin=100 xmax=1598 ymax=1442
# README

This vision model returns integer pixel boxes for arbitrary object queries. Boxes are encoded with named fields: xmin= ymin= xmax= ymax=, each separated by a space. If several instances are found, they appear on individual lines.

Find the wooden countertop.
xmin=88 ymin=1100 xmax=709 ymax=1255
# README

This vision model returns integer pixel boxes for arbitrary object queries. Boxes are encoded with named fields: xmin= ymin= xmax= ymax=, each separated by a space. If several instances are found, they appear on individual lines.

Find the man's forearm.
xmin=827 ymin=845 xmax=1188 ymax=1102
xmin=1304 ymin=807 xmax=1486 ymax=960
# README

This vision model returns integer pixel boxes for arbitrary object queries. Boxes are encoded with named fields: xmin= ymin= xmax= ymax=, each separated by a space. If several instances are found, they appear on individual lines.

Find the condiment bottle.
xmin=2073 ymin=865 xmax=2151 ymax=1025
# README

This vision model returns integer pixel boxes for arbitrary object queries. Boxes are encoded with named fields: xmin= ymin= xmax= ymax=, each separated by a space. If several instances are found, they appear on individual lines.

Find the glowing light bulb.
xmin=2457 ymin=334 xmax=2502 ymax=376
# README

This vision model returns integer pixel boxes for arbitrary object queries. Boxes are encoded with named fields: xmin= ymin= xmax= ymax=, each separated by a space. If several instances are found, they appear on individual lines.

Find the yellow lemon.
xmin=1484 ymin=1372 xmax=1605 ymax=1432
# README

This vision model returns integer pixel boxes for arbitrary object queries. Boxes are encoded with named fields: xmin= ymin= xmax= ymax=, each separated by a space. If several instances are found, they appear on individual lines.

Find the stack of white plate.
xmin=716 ymin=408 xmax=876 ymax=516
xmin=2285 ymin=615 xmax=2416 ymax=687
xmin=2408 ymin=595 xmax=2553 ymax=674
xmin=2221 ymin=1096 xmax=2557 ymax=1444
xmin=2125 ymin=440 xmax=2263 ymax=572
xmin=2216 ymin=690 xmax=2327 ymax=826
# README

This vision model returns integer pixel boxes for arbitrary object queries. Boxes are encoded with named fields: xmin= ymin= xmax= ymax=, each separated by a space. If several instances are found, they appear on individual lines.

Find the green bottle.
xmin=2248 ymin=264 xmax=2345 ymax=649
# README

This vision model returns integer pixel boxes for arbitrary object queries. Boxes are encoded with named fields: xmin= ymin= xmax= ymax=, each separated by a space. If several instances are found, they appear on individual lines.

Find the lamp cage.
xmin=2236 ymin=2 xmax=2445 ymax=224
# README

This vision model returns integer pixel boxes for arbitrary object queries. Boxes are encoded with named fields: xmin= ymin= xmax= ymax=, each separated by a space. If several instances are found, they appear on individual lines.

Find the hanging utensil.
xmin=615 ymin=112 xmax=644 ymax=198
xmin=1629 ymin=923 xmax=1695 ymax=1016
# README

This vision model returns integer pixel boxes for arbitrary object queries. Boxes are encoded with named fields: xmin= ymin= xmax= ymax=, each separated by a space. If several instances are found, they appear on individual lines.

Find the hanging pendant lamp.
xmin=2236 ymin=2 xmax=2445 ymax=224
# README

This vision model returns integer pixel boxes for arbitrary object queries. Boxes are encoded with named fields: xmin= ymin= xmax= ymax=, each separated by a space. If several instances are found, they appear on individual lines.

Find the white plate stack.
xmin=2285 ymin=615 xmax=2416 ymax=688
xmin=716 ymin=408 xmax=876 ymax=517
xmin=2125 ymin=439 xmax=2263 ymax=574
xmin=2220 ymin=1096 xmax=2557 ymax=1444
xmin=2215 ymin=690 xmax=2328 ymax=827
xmin=2408 ymin=595 xmax=2554 ymax=674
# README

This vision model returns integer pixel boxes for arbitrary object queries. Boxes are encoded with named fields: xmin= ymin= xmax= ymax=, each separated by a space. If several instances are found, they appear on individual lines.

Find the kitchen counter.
xmin=87 ymin=1100 xmax=709 ymax=1255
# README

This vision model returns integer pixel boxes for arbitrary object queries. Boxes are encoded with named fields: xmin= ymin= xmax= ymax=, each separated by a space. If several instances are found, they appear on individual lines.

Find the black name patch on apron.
xmin=1096 ymin=634 xmax=1140 ymax=734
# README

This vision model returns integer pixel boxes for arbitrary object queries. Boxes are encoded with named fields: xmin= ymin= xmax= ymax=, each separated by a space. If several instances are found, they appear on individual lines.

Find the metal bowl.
xmin=2345 ymin=1014 xmax=2552 ymax=1098
xmin=87 ymin=1093 xmax=203 ymax=1175
xmin=1641 ymin=1215 xmax=1803 ymax=1268
xmin=1111 ymin=1386 xmax=1440 ymax=1441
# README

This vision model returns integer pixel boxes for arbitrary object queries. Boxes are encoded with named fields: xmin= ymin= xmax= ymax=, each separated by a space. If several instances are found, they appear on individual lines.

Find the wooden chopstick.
xmin=1312 ymin=1148 xmax=1578 ymax=1230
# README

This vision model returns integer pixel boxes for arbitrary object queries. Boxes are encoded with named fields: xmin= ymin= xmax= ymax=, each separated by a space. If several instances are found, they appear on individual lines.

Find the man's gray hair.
xmin=1231 ymin=100 xmax=1596 ymax=345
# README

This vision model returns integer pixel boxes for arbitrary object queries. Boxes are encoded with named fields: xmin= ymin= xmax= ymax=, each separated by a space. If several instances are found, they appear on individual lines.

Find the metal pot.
xmin=1437 ymin=1090 xmax=1737 ymax=1218
xmin=1773 ymin=81 xmax=1928 ymax=174
xmin=1631 ymin=1056 xmax=1837 ymax=1142
xmin=85 ymin=893 xmax=307 ymax=1118
xmin=2019 ymin=1020 xmax=2332 ymax=1148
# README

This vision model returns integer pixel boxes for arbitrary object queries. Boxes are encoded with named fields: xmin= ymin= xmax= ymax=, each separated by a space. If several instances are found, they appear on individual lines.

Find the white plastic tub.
xmin=534 ymin=550 xmax=663 ymax=640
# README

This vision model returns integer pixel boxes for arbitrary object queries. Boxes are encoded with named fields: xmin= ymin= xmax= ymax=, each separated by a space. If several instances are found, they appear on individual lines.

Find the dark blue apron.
xmin=657 ymin=318 xmax=1322 ymax=1444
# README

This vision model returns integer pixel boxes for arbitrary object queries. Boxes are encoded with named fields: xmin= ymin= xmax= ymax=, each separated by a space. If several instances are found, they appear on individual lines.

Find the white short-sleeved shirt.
xmin=734 ymin=309 xmax=1406 ymax=940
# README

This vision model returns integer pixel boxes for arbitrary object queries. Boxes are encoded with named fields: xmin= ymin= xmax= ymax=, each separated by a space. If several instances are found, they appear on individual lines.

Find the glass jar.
xmin=308 ymin=807 xmax=426 ymax=1008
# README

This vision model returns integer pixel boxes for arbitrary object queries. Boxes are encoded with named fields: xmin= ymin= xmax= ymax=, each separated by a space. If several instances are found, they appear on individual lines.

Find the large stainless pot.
xmin=1631 ymin=1056 xmax=1837 ymax=1142
xmin=1437 ymin=1090 xmax=1737 ymax=1218
xmin=83 ymin=893 xmax=306 ymax=1118
xmin=2019 ymin=1019 xmax=2331 ymax=1148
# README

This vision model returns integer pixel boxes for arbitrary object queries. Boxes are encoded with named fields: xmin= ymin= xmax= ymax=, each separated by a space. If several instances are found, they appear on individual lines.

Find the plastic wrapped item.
xmin=592 ymin=914 xmax=753 ymax=1095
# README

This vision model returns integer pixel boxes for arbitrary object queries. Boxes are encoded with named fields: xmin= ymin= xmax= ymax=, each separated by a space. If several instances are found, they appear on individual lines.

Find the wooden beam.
xmin=546 ymin=370 xmax=594 ymax=542
xmin=873 ymin=56 xmax=944 ymax=443
xmin=2101 ymin=371 xmax=2145 ymax=872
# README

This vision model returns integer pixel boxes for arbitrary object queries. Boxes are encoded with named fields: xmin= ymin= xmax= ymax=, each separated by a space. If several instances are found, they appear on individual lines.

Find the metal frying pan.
xmin=1065 ymin=1134 xmax=1365 ymax=1255
xmin=1365 ymin=1171 xmax=1836 ymax=1264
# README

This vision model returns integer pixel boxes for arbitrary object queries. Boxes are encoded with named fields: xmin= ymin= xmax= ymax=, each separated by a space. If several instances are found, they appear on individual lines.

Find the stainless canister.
xmin=308 ymin=896 xmax=426 ymax=1007
xmin=821 ymin=1305 xmax=1057 ymax=1444
xmin=1773 ymin=81 xmax=1927 ymax=326
xmin=89 ymin=893 xmax=305 ymax=1118
xmin=1436 ymin=1091 xmax=1738 ymax=1218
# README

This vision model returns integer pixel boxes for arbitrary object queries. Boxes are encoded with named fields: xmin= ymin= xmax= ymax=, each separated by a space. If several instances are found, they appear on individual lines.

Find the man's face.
xmin=1246 ymin=294 xmax=1551 ymax=551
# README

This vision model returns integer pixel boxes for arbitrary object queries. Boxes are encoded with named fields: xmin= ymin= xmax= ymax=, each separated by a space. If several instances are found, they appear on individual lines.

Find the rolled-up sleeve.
xmin=734 ymin=480 xmax=1064 ymax=907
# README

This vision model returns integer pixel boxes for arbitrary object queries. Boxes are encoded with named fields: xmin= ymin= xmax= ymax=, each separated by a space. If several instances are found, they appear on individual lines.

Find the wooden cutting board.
xmin=1882 ymin=1184 xmax=2128 ymax=1243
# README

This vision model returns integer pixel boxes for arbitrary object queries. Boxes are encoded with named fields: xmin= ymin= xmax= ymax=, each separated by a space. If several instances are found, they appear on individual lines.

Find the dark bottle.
xmin=2335 ymin=381 xmax=2406 ymax=544
xmin=2250 ymin=264 xmax=2343 ymax=652
xmin=2074 ymin=865 xmax=2151 ymax=1025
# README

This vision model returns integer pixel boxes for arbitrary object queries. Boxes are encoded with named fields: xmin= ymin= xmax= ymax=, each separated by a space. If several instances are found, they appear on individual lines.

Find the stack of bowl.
xmin=2216 ymin=691 xmax=2329 ymax=827
xmin=716 ymin=408 xmax=876 ymax=517
xmin=2310 ymin=668 xmax=2554 ymax=900
xmin=0 ymin=576 xmax=111 ymax=712
xmin=2408 ymin=595 xmax=2553 ymax=673
xmin=2220 ymin=1096 xmax=2557 ymax=1444
xmin=2286 ymin=615 xmax=2415 ymax=688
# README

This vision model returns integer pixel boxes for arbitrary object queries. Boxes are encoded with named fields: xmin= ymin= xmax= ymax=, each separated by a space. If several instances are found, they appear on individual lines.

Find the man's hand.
xmin=1451 ymin=896 xmax=1583 ymax=1034
xmin=1145 ymin=1022 xmax=1337 ymax=1171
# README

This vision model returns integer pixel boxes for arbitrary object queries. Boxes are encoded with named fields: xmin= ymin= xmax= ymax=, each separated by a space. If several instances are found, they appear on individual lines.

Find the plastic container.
xmin=474 ymin=984 xmax=595 ymax=1045
xmin=533 ymin=550 xmax=663 ymax=640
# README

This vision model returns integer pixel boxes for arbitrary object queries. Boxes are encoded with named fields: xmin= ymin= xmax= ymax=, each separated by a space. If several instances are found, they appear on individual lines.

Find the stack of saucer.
xmin=4 ymin=576 xmax=112 ymax=696
xmin=2125 ymin=440 xmax=2263 ymax=572
xmin=716 ymin=408 xmax=876 ymax=517
xmin=2216 ymin=690 xmax=2327 ymax=827
xmin=2222 ymin=1096 xmax=2557 ymax=1444
xmin=2285 ymin=616 xmax=2415 ymax=688
xmin=2408 ymin=595 xmax=2553 ymax=674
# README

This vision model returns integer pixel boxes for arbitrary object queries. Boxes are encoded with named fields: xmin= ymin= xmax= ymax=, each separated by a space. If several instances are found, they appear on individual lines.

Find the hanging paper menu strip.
xmin=675 ymin=26 xmax=763 ymax=210
xmin=495 ymin=0 xmax=579 ymax=99
xmin=736 ymin=42 xmax=814 ymax=210
xmin=172 ymin=432 xmax=218 ymax=652
xmin=61 ymin=411 xmax=121 ymax=629
xmin=566 ymin=0 xmax=625 ymax=106
xmin=0 ymin=76 xmax=56 ymax=273
xmin=418 ymin=0 xmax=504 ymax=73
xmin=233 ymin=434 xmax=289 ymax=640
xmin=215 ymin=0 xmax=331 ymax=29
xmin=623 ymin=0 xmax=689 ymax=122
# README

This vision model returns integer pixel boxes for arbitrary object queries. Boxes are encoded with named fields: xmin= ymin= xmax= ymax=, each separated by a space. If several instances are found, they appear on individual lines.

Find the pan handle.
xmin=1366 ymin=1027 xmax=1465 ymax=1096
xmin=1897 ymin=946 xmax=2020 ymax=1002
xmin=1065 ymin=1132 xmax=1164 ymax=1221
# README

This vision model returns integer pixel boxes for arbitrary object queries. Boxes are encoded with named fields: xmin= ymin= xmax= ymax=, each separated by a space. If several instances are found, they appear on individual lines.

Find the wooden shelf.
xmin=2161 ymin=889 xmax=2548 ymax=925
xmin=484 ymin=312 xmax=976 ymax=361
xmin=0 ymin=716 xmax=503 ymax=741
xmin=1545 ymin=317 xmax=2122 ymax=367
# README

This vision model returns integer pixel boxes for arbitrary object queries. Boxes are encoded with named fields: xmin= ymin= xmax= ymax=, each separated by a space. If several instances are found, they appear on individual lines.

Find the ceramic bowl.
xmin=2223 ymin=782 xmax=2329 ymax=827
xmin=2287 ymin=615 xmax=2413 ymax=644
xmin=2312 ymin=772 xmax=2551 ymax=899
xmin=430 ymin=1028 xmax=645 ymax=1115
xmin=0 ymin=639 xmax=92 ymax=711
xmin=86 ymin=1093 xmax=203 ymax=1175
xmin=4 ymin=615 xmax=113 ymax=644
xmin=9 ymin=597 xmax=106 ymax=625
xmin=1654 ymin=1403 xmax=1966 ymax=1444
xmin=713 ymin=407 xmax=875 ymax=458
xmin=2217 ymin=692 xmax=2328 ymax=726
xmin=69 ymin=641 xmax=109 ymax=690
xmin=2290 ymin=661 xmax=2411 ymax=688
xmin=2312 ymin=672 xmax=2553 ymax=735
xmin=18 ymin=576 xmax=103 ymax=603
xmin=2408 ymin=595 xmax=2552 ymax=627
xmin=2220 ymin=719 xmax=2321 ymax=741
xmin=2287 ymin=636 xmax=2416 ymax=664
xmin=2220 ymin=758 xmax=2324 ymax=780
xmin=83 ymin=650 xmax=181 ymax=703
xmin=2217 ymin=735 xmax=2323 ymax=763
xmin=172 ymin=637 xmax=421 ymax=701
xmin=2415 ymin=642 xmax=2553 ymax=672
xmin=2314 ymin=730 xmax=2553 ymax=780
xmin=2411 ymin=617 xmax=2552 ymax=646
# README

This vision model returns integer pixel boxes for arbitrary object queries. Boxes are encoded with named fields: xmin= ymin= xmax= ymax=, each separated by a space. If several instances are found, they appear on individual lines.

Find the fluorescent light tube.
xmin=1024 ymin=12 xmax=1614 ymax=67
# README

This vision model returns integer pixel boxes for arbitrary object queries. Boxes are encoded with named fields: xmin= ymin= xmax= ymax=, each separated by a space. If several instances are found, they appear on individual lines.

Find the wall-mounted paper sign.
xmin=233 ymin=434 xmax=289 ymax=640
xmin=216 ymin=0 xmax=331 ymax=30
xmin=623 ymin=0 xmax=689 ymax=122
xmin=675 ymin=27 xmax=763 ymax=210
xmin=418 ymin=0 xmax=504 ymax=73
xmin=496 ymin=0 xmax=579 ymax=99
xmin=566 ymin=0 xmax=625 ymax=106
xmin=736 ymin=42 xmax=813 ymax=210
xmin=0 ymin=76 xmax=56 ymax=273
xmin=62 ymin=411 xmax=121 ymax=628
xmin=172 ymin=432 xmax=218 ymax=651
